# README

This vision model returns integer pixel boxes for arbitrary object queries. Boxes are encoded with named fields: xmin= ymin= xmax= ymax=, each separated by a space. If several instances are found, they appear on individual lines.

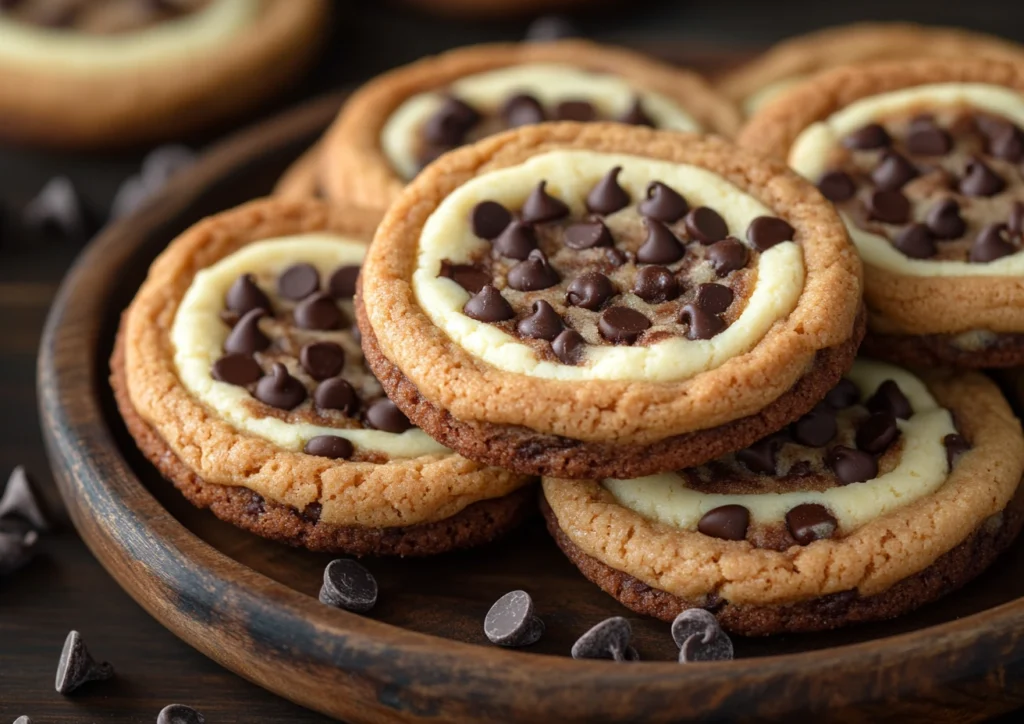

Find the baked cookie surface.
xmin=320 ymin=40 xmax=741 ymax=212
xmin=358 ymin=123 xmax=863 ymax=478
xmin=542 ymin=360 xmax=1024 ymax=635
xmin=112 ymin=197 xmax=534 ymax=556
xmin=740 ymin=59 xmax=1024 ymax=368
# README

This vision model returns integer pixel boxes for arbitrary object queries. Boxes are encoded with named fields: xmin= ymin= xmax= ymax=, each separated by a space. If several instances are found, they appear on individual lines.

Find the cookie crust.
xmin=274 ymin=142 xmax=324 ymax=199
xmin=320 ymin=40 xmax=742 ymax=212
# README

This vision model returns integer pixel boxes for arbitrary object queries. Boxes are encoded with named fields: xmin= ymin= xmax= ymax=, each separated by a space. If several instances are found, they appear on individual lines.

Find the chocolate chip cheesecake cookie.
xmin=320 ymin=40 xmax=741 ymax=212
xmin=357 ymin=123 xmax=864 ymax=479
xmin=740 ymin=59 xmax=1024 ymax=368
xmin=0 ymin=0 xmax=328 ymax=148
xmin=112 ymin=198 xmax=534 ymax=556
xmin=542 ymin=360 xmax=1024 ymax=635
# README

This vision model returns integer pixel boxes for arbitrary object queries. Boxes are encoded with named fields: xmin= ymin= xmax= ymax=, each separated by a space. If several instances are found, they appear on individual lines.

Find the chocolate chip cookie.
xmin=112 ymin=197 xmax=535 ymax=556
xmin=357 ymin=122 xmax=864 ymax=479
xmin=740 ymin=58 xmax=1024 ymax=368
xmin=320 ymin=40 xmax=741 ymax=212
xmin=542 ymin=360 xmax=1024 ymax=635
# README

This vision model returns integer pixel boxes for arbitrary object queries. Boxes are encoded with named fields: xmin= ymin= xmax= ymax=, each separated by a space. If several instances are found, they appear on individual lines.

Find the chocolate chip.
xmin=960 ymin=157 xmax=1005 ymax=197
xmin=484 ymin=590 xmax=545 ymax=647
xmin=212 ymin=353 xmax=262 ymax=387
xmin=925 ymin=198 xmax=966 ymax=240
xmin=223 ymin=309 xmax=269 ymax=354
xmin=554 ymin=100 xmax=597 ymax=122
xmin=304 ymin=435 xmax=354 ymax=460
xmin=423 ymin=96 xmax=480 ymax=146
xmin=141 ymin=144 xmax=196 ymax=186
xmin=23 ymin=177 xmax=98 ymax=243
xmin=736 ymin=438 xmax=779 ymax=475
xmin=157 ymin=704 xmax=205 ymax=724
xmin=605 ymin=247 xmax=628 ymax=267
xmin=637 ymin=218 xmax=685 ymax=264
xmin=502 ymin=93 xmax=546 ymax=128
xmin=670 ymin=609 xmax=722 ymax=649
xmin=586 ymin=166 xmax=630 ymax=215
xmin=12 ymin=717 xmax=33 ymax=724
xmin=684 ymin=206 xmax=728 ymax=244
xmin=825 ymin=378 xmax=860 ymax=409
xmin=571 ymin=617 xmax=637 ymax=661
xmin=320 ymin=559 xmax=377 ymax=613
xmin=792 ymin=409 xmax=837 ymax=447
xmin=564 ymin=220 xmax=612 ymax=249
xmin=365 ymin=399 xmax=412 ymax=433
xmin=828 ymin=446 xmax=878 ymax=484
xmin=471 ymin=200 xmax=513 ymax=240
xmin=440 ymin=261 xmax=492 ymax=293
xmin=870 ymin=151 xmax=918 ymax=191
xmin=944 ymin=433 xmax=970 ymax=469
xmin=843 ymin=123 xmax=891 ymax=150
xmin=314 ymin=377 xmax=360 ymax=415
xmin=639 ymin=181 xmax=688 ymax=222
xmin=566 ymin=271 xmax=615 ymax=310
xmin=894 ymin=223 xmax=937 ymax=259
xmin=632 ymin=266 xmax=678 ymax=303
xmin=294 ymin=292 xmax=344 ymax=331
xmin=328 ymin=265 xmax=360 ymax=299
xmin=517 ymin=300 xmax=563 ymax=340
xmin=493 ymin=220 xmax=538 ymax=260
xmin=988 ymin=124 xmax=1024 ymax=162
xmin=507 ymin=249 xmax=560 ymax=291
xmin=599 ymin=306 xmax=650 ymax=344
xmin=278 ymin=263 xmax=320 ymax=301
xmin=524 ymin=14 xmax=579 ymax=41
xmin=55 ymin=631 xmax=114 ymax=695
xmin=0 ymin=529 xmax=38 ymax=577
xmin=746 ymin=216 xmax=794 ymax=252
xmin=681 ymin=304 xmax=725 ymax=340
xmin=300 ymin=342 xmax=345 ymax=381
xmin=619 ymin=97 xmax=654 ymax=127
xmin=856 ymin=412 xmax=900 ymax=454
xmin=817 ymin=170 xmax=856 ymax=202
xmin=552 ymin=329 xmax=586 ymax=364
xmin=254 ymin=363 xmax=307 ymax=410
xmin=1010 ymin=202 xmax=1024 ymax=236
xmin=0 ymin=466 xmax=48 ymax=531
xmin=697 ymin=505 xmax=749 ymax=541
xmin=866 ymin=379 xmax=913 ymax=419
xmin=463 ymin=285 xmax=514 ymax=322
xmin=867 ymin=189 xmax=910 ymax=224
xmin=905 ymin=118 xmax=952 ymax=156
xmin=970 ymin=223 xmax=1017 ymax=263
xmin=225 ymin=273 xmax=271 ymax=316
xmin=786 ymin=504 xmax=838 ymax=545
xmin=706 ymin=237 xmax=750 ymax=276
xmin=695 ymin=283 xmax=733 ymax=314
xmin=679 ymin=628 xmax=734 ymax=664
xmin=521 ymin=181 xmax=568 ymax=223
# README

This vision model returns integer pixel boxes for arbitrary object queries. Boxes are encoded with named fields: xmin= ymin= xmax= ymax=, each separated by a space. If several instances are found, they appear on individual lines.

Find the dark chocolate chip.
xmin=555 ymin=100 xmax=597 ymax=122
xmin=842 ymin=123 xmax=891 ymax=150
xmin=328 ymin=265 xmax=360 ymax=299
xmin=314 ymin=377 xmax=360 ymax=416
xmin=493 ymin=220 xmax=538 ymax=260
xmin=786 ymin=504 xmax=838 ymax=545
xmin=141 ymin=144 xmax=196 ymax=187
xmin=278 ymin=263 xmax=320 ymax=301
xmin=632 ymin=265 xmax=679 ymax=303
xmin=507 ymin=249 xmax=560 ymax=291
xmin=855 ymin=412 xmax=900 ymax=454
xmin=706 ymin=237 xmax=750 ymax=275
xmin=23 ymin=177 xmax=99 ymax=243
xmin=792 ymin=409 xmax=837 ymax=447
xmin=825 ymin=378 xmax=860 ymax=409
xmin=637 ymin=218 xmax=685 ymax=264
xmin=905 ymin=119 xmax=952 ymax=156
xmin=523 ymin=14 xmax=579 ymax=41
xmin=571 ymin=617 xmax=635 ymax=661
xmin=867 ymin=189 xmax=910 ymax=224
xmin=870 ymin=151 xmax=918 ymax=191
xmin=564 ymin=220 xmax=612 ymax=249
xmin=679 ymin=630 xmax=734 ymax=664
xmin=639 ymin=181 xmax=688 ymax=222
xmin=971 ymin=223 xmax=1017 ymax=263
xmin=157 ymin=704 xmax=206 ymax=724
xmin=988 ymin=124 xmax=1024 ymax=162
xmin=828 ymin=446 xmax=878 ymax=484
xmin=463 ymin=285 xmax=514 ymax=322
xmin=0 ymin=529 xmax=38 ymax=577
xmin=521 ymin=181 xmax=569 ymax=223
xmin=254 ymin=363 xmax=307 ymax=410
xmin=211 ymin=353 xmax=262 ymax=387
xmin=598 ymin=306 xmax=650 ymax=344
xmin=319 ymin=559 xmax=377 ymax=613
xmin=586 ymin=166 xmax=630 ymax=215
xmin=304 ymin=435 xmax=354 ymax=460
xmin=894 ymin=223 xmax=937 ymax=259
xmin=925 ymin=198 xmax=966 ymax=240
xmin=223 ymin=309 xmax=269 ymax=355
xmin=55 ymin=631 xmax=114 ymax=695
xmin=697 ymin=505 xmax=749 ymax=541
xmin=301 ymin=502 xmax=322 ymax=524
xmin=681 ymin=304 xmax=726 ymax=340
xmin=817 ymin=170 xmax=856 ymax=202
xmin=567 ymin=271 xmax=615 ymax=310
xmin=294 ymin=292 xmax=344 ymax=331
xmin=944 ymin=433 xmax=970 ymax=469
xmin=605 ymin=247 xmax=629 ymax=267
xmin=365 ymin=399 xmax=412 ymax=433
xmin=440 ymin=260 xmax=492 ymax=293
xmin=0 ymin=466 xmax=48 ymax=531
xmin=423 ymin=96 xmax=480 ymax=146
xmin=1010 ymin=201 xmax=1024 ymax=236
xmin=552 ymin=329 xmax=586 ymax=364
xmin=484 ymin=590 xmax=545 ymax=647
xmin=502 ymin=93 xmax=546 ymax=128
xmin=960 ymin=157 xmax=1006 ymax=197
xmin=695 ymin=283 xmax=733 ymax=314
xmin=619 ymin=97 xmax=654 ymax=127
xmin=471 ymin=200 xmax=513 ymax=240
xmin=300 ymin=342 xmax=345 ymax=381
xmin=517 ymin=300 xmax=563 ymax=340
xmin=225 ymin=273 xmax=271 ymax=316
xmin=684 ymin=206 xmax=728 ymax=244
xmin=736 ymin=438 xmax=779 ymax=475
xmin=670 ymin=609 xmax=721 ymax=648
xmin=866 ymin=379 xmax=913 ymax=419
xmin=746 ymin=216 xmax=793 ymax=252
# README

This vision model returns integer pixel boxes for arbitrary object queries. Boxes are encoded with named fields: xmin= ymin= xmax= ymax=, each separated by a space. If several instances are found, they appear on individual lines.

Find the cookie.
xmin=721 ymin=23 xmax=1024 ymax=117
xmin=0 ymin=0 xmax=329 ymax=148
xmin=274 ymin=143 xmax=324 ymax=200
xmin=320 ymin=40 xmax=741 ymax=212
xmin=740 ymin=58 xmax=1024 ymax=368
xmin=542 ymin=360 xmax=1024 ymax=635
xmin=111 ymin=197 xmax=535 ymax=556
xmin=357 ymin=122 xmax=864 ymax=479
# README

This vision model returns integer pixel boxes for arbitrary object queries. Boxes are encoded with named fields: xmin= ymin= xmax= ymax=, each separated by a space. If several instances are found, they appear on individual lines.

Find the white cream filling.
xmin=0 ymin=0 xmax=260 ymax=72
xmin=381 ymin=63 xmax=702 ymax=180
xmin=604 ymin=360 xmax=956 ymax=532
xmin=788 ymin=83 xmax=1024 ymax=276
xmin=412 ymin=150 xmax=804 ymax=383
xmin=171 ymin=234 xmax=449 ymax=458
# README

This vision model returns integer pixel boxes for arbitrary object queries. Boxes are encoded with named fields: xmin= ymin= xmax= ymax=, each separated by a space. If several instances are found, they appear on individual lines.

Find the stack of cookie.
xmin=115 ymin=24 xmax=1024 ymax=637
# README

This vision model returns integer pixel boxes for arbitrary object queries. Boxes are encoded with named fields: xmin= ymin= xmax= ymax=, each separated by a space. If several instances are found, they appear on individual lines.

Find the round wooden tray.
xmin=37 ymin=89 xmax=1024 ymax=723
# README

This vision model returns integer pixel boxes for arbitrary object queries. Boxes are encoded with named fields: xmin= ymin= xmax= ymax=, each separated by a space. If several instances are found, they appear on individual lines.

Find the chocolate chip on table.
xmin=0 ymin=529 xmax=38 ymax=577
xmin=423 ymin=96 xmax=480 ymax=146
xmin=300 ymin=341 xmax=345 ymax=381
xmin=364 ymin=399 xmax=412 ymax=433
xmin=681 ymin=304 xmax=725 ymax=341
xmin=463 ymin=285 xmax=514 ymax=322
xmin=507 ymin=249 xmax=560 ymax=291
xmin=697 ymin=505 xmax=749 ymax=541
xmin=866 ymin=379 xmax=913 ymax=419
xmin=493 ymin=220 xmax=538 ymax=259
xmin=552 ymin=329 xmax=586 ymax=364
xmin=866 ymin=189 xmax=910 ymax=224
xmin=670 ymin=609 xmax=721 ymax=648
xmin=521 ymin=181 xmax=569 ymax=223
xmin=157 ymin=704 xmax=206 ymax=724
xmin=894 ymin=223 xmax=937 ymax=259
xmin=566 ymin=271 xmax=615 ymax=310
xmin=706 ymin=238 xmax=749 ymax=275
xmin=225 ymin=273 xmax=272 ymax=316
xmin=555 ymin=100 xmax=597 ymax=122
xmin=695 ymin=283 xmax=733 ymax=314
xmin=1010 ymin=202 xmax=1024 ymax=236
xmin=817 ymin=170 xmax=856 ymax=202
xmin=328 ymin=265 xmax=361 ymax=299
xmin=304 ymin=435 xmax=354 ymax=460
xmin=786 ymin=504 xmax=838 ymax=545
xmin=792 ymin=409 xmax=837 ymax=447
xmin=599 ymin=306 xmax=650 ymax=344
xmin=870 ymin=151 xmax=918 ymax=191
xmin=637 ymin=218 xmax=685 ymax=264
xmin=314 ymin=377 xmax=360 ymax=415
xmin=586 ymin=166 xmax=630 ymax=215
xmin=736 ymin=437 xmax=779 ymax=475
xmin=254 ymin=363 xmax=307 ymax=410
xmin=671 ymin=609 xmax=734 ymax=663
xmin=211 ymin=353 xmax=262 ymax=387
xmin=320 ymin=559 xmax=378 ymax=613
xmin=632 ymin=265 xmax=678 ymax=303
xmin=959 ymin=157 xmax=1006 ymax=197
xmin=571 ymin=617 xmax=638 ymax=661
xmin=294 ymin=292 xmax=344 ymax=330
xmin=517 ymin=300 xmax=564 ymax=340
xmin=23 ymin=176 xmax=99 ymax=243
xmin=685 ymin=207 xmax=728 ymax=244
xmin=842 ymin=123 xmax=891 ymax=150
xmin=1 ymin=466 xmax=49 ymax=531
xmin=278 ymin=263 xmax=320 ymax=301
xmin=502 ymin=93 xmax=546 ymax=128
xmin=638 ymin=181 xmax=689 ymax=225
xmin=926 ymin=198 xmax=966 ymax=240
xmin=905 ymin=117 xmax=952 ymax=156
xmin=944 ymin=433 xmax=970 ymax=468
xmin=55 ymin=630 xmax=114 ymax=695
xmin=471 ymin=200 xmax=513 ymax=240
xmin=855 ymin=412 xmax=900 ymax=454
xmin=484 ymin=590 xmax=545 ymax=647
xmin=824 ymin=378 xmax=860 ymax=409
xmin=142 ymin=144 xmax=197 ymax=186
xmin=828 ymin=446 xmax=878 ymax=484
xmin=988 ymin=124 xmax=1024 ymax=162
xmin=523 ymin=14 xmax=579 ymax=41
xmin=970 ymin=223 xmax=1017 ymax=263
xmin=564 ymin=220 xmax=612 ymax=249
xmin=223 ymin=309 xmax=270 ymax=355
xmin=619 ymin=97 xmax=654 ymax=127
xmin=439 ymin=260 xmax=491 ymax=293
xmin=13 ymin=716 xmax=33 ymax=724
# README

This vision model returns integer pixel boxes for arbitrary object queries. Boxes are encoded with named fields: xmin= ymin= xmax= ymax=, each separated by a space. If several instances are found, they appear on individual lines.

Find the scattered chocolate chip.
xmin=493 ymin=220 xmax=538 ymax=259
xmin=564 ymin=220 xmax=612 ymax=249
xmin=157 ymin=704 xmax=205 ymax=724
xmin=211 ymin=353 xmax=262 ymax=387
xmin=695 ymin=283 xmax=733 ymax=314
xmin=670 ymin=609 xmax=721 ymax=648
xmin=828 ymin=446 xmax=878 ymax=484
xmin=843 ymin=123 xmax=890 ymax=150
xmin=463 ymin=285 xmax=514 ymax=322
xmin=1010 ymin=202 xmax=1024 ymax=236
xmin=586 ymin=166 xmax=630 ymax=215
xmin=304 ymin=435 xmax=354 ymax=460
xmin=825 ymin=378 xmax=860 ymax=409
xmin=314 ymin=377 xmax=360 ymax=415
xmin=971 ymin=223 xmax=1017 ymax=263
xmin=552 ymin=329 xmax=586 ymax=364
xmin=894 ymin=223 xmax=937 ymax=259
xmin=142 ymin=144 xmax=196 ymax=186
xmin=294 ymin=292 xmax=344 ymax=331
xmin=423 ymin=96 xmax=480 ymax=146
xmin=867 ymin=189 xmax=910 ymax=224
xmin=300 ymin=342 xmax=346 ymax=381
xmin=855 ymin=412 xmax=900 ymax=454
xmin=554 ymin=100 xmax=597 ymax=122
xmin=697 ymin=505 xmax=749 ymax=541
xmin=484 ymin=590 xmax=544 ymax=647
xmin=944 ymin=433 xmax=970 ymax=469
xmin=567 ymin=271 xmax=615 ymax=310
xmin=706 ymin=237 xmax=750 ymax=275
xmin=225 ymin=274 xmax=271 ymax=316
xmin=792 ymin=409 xmax=837 ymax=447
xmin=638 ymin=181 xmax=688 ymax=222
xmin=959 ymin=157 xmax=1005 ymax=197
xmin=571 ymin=617 xmax=637 ymax=661
xmin=786 ymin=504 xmax=838 ymax=545
xmin=905 ymin=118 xmax=952 ymax=156
xmin=23 ymin=177 xmax=99 ymax=243
xmin=817 ymin=170 xmax=856 ymax=202
xmin=637 ymin=218 xmax=685 ymax=264
xmin=507 ymin=249 xmax=560 ymax=291
xmin=55 ymin=631 xmax=114 ymax=695
xmin=685 ymin=206 xmax=728 ymax=244
xmin=870 ymin=151 xmax=918 ymax=191
xmin=320 ymin=559 xmax=377 ymax=613
xmin=0 ymin=529 xmax=38 ymax=577
xmin=471 ymin=200 xmax=513 ymax=240
xmin=365 ymin=399 xmax=412 ymax=433
xmin=254 ymin=363 xmax=307 ymax=410
xmin=678 ymin=626 xmax=734 ymax=664
xmin=502 ymin=93 xmax=546 ymax=128
xmin=328 ymin=265 xmax=360 ymax=299
xmin=278 ymin=263 xmax=320 ymax=301
xmin=925 ymin=198 xmax=966 ymax=240
xmin=223 ymin=309 xmax=269 ymax=355
xmin=0 ymin=466 xmax=48 ymax=531
xmin=632 ymin=266 xmax=678 ymax=303
xmin=988 ymin=124 xmax=1024 ymax=162
xmin=599 ymin=306 xmax=650 ymax=344
xmin=523 ymin=14 xmax=578 ymax=41
xmin=12 ymin=716 xmax=33 ymax=724
xmin=619 ymin=97 xmax=654 ymax=127
xmin=866 ymin=379 xmax=913 ymax=419
xmin=736 ymin=437 xmax=779 ymax=475
xmin=517 ymin=300 xmax=563 ymax=340
xmin=439 ymin=260 xmax=492 ymax=293
xmin=521 ymin=181 xmax=569 ymax=223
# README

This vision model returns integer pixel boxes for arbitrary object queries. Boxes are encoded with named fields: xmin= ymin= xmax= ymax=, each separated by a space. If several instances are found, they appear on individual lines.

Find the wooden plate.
xmin=38 ymin=84 xmax=1024 ymax=723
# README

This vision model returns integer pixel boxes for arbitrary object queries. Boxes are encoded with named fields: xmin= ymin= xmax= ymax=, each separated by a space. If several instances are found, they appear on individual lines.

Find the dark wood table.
xmin=4 ymin=2 xmax=1024 ymax=721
